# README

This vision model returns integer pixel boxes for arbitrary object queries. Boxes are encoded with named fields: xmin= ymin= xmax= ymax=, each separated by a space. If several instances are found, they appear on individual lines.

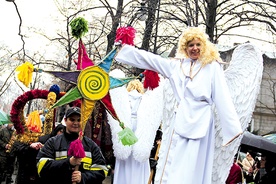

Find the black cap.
xmin=65 ymin=107 xmax=81 ymax=118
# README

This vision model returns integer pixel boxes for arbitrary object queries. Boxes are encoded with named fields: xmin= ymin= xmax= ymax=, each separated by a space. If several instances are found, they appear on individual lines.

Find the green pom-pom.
xmin=118 ymin=127 xmax=138 ymax=146
xmin=70 ymin=17 xmax=88 ymax=39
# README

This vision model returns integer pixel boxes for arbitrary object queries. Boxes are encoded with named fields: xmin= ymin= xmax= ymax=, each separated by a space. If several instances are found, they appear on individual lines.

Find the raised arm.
xmin=115 ymin=45 xmax=175 ymax=78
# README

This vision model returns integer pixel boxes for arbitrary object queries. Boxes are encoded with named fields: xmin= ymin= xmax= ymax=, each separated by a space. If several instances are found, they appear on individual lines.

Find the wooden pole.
xmin=72 ymin=165 xmax=80 ymax=184
xmin=148 ymin=142 xmax=161 ymax=184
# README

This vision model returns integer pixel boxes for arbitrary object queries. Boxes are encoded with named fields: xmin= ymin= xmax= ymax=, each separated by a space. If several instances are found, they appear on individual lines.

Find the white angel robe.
xmin=115 ymin=45 xmax=242 ymax=184
xmin=108 ymin=73 xmax=164 ymax=184
xmin=113 ymin=90 xmax=151 ymax=184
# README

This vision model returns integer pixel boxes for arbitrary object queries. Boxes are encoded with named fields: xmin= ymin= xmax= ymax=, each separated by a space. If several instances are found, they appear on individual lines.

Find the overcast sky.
xmin=1 ymin=0 xmax=275 ymax=55
xmin=0 ymin=0 xmax=59 ymax=52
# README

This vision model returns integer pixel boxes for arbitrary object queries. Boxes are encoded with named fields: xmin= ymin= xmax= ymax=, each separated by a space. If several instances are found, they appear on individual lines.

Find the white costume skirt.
xmin=113 ymin=154 xmax=151 ymax=184
xmin=159 ymin=122 xmax=215 ymax=184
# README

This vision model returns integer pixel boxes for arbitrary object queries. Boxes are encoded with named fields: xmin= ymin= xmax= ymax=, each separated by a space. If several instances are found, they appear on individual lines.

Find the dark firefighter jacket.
xmin=36 ymin=131 xmax=108 ymax=184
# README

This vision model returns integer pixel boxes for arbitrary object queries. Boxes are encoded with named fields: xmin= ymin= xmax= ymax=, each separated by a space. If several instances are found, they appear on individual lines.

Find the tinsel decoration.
xmin=6 ymin=131 xmax=17 ymax=153
xmin=43 ymin=92 xmax=57 ymax=135
xmin=43 ymin=85 xmax=60 ymax=134
xmin=70 ymin=17 xmax=88 ymax=39
xmin=16 ymin=132 xmax=42 ymax=145
xmin=115 ymin=26 xmax=136 ymax=46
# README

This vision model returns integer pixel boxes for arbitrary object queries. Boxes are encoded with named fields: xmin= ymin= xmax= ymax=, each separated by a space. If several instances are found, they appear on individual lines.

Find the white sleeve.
xmin=115 ymin=45 xmax=174 ymax=78
xmin=212 ymin=62 xmax=242 ymax=145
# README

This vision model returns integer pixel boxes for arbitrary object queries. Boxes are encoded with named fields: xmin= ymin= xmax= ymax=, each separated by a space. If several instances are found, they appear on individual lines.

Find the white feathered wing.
xmin=132 ymin=77 xmax=164 ymax=162
xmin=154 ymin=78 xmax=177 ymax=184
xmin=212 ymin=43 xmax=263 ymax=183
xmin=108 ymin=69 xmax=132 ymax=160
xmin=108 ymin=69 xmax=165 ymax=162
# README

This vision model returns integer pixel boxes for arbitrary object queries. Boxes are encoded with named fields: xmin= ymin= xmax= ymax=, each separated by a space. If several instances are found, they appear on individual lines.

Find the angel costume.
xmin=108 ymin=70 xmax=164 ymax=184
xmin=115 ymin=45 xmax=242 ymax=184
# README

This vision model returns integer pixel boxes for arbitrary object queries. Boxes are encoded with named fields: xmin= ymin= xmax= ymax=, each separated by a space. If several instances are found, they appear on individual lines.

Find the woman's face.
xmin=186 ymin=38 xmax=201 ymax=60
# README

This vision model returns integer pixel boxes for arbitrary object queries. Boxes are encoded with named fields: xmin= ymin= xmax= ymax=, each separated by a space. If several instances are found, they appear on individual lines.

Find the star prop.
xmin=51 ymin=22 xmax=138 ymax=146
xmin=15 ymin=50 xmax=137 ymax=146
xmin=52 ymin=48 xmax=137 ymax=145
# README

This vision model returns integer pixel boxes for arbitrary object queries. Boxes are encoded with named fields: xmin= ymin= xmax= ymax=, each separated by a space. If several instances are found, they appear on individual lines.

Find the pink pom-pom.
xmin=115 ymin=26 xmax=136 ymax=45
xmin=68 ymin=139 xmax=85 ymax=158
xmin=143 ymin=70 xmax=160 ymax=90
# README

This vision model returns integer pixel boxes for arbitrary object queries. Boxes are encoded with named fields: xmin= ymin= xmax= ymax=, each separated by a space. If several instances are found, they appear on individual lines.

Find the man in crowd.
xmin=36 ymin=107 xmax=108 ymax=184
xmin=0 ymin=123 xmax=16 ymax=184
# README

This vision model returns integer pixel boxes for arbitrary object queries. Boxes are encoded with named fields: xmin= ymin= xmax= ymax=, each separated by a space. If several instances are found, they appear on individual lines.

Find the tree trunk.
xmin=205 ymin=0 xmax=217 ymax=43
xmin=106 ymin=0 xmax=124 ymax=54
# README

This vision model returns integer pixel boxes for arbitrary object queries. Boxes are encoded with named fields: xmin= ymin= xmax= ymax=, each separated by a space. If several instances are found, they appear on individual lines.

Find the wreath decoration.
xmin=10 ymin=86 xmax=64 ymax=144
xmin=10 ymin=89 xmax=49 ymax=134
xmin=10 ymin=89 xmax=49 ymax=143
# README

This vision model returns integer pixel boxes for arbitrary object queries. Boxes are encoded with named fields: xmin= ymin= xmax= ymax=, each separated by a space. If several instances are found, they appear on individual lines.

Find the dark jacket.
xmin=0 ymin=126 xmax=14 ymax=157
xmin=36 ymin=132 xmax=108 ymax=184
xmin=258 ymin=167 xmax=276 ymax=184
xmin=0 ymin=126 xmax=16 ymax=179
xmin=12 ymin=141 xmax=40 ymax=184
xmin=10 ymin=124 xmax=65 ymax=184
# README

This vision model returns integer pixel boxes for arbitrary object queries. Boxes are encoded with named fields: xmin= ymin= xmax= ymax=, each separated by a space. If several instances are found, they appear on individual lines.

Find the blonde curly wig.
xmin=175 ymin=27 xmax=221 ymax=66
xmin=126 ymin=79 xmax=144 ymax=94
